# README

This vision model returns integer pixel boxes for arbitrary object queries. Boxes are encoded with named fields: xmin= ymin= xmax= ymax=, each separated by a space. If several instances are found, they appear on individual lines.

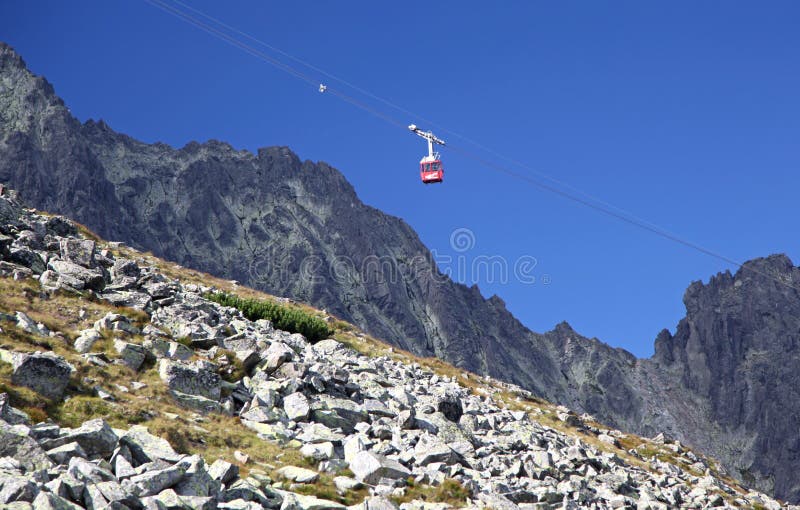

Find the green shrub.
xmin=206 ymin=292 xmax=332 ymax=343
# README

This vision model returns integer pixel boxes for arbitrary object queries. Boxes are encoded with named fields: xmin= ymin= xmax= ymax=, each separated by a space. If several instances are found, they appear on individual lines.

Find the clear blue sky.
xmin=3 ymin=1 xmax=799 ymax=357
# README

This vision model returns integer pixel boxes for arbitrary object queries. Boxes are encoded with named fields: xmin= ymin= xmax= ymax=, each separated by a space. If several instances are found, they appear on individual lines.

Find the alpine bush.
xmin=206 ymin=292 xmax=332 ymax=343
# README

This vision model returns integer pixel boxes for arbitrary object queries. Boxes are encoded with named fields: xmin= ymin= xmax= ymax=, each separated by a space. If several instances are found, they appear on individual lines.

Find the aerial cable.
xmin=142 ymin=0 xmax=696 ymax=244
xmin=143 ymin=0 xmax=800 ymax=295
xmin=144 ymin=0 xmax=409 ymax=131
xmin=165 ymin=0 xmax=651 ymax=225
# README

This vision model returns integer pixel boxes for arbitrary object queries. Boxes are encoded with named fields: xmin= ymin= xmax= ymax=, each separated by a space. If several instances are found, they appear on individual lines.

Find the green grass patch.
xmin=392 ymin=478 xmax=471 ymax=506
xmin=205 ymin=292 xmax=332 ymax=343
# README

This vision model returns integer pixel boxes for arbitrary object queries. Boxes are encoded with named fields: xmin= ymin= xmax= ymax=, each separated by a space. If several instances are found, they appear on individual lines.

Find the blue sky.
xmin=3 ymin=1 xmax=799 ymax=357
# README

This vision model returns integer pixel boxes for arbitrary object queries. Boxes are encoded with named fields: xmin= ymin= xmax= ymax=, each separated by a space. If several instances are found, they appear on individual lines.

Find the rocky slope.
xmin=0 ymin=189 xmax=790 ymax=509
xmin=2 ymin=41 xmax=800 ymax=501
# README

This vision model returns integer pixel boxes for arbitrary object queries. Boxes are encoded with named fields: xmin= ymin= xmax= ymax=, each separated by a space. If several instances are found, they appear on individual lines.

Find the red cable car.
xmin=409 ymin=124 xmax=446 ymax=184
xmin=420 ymin=158 xmax=444 ymax=184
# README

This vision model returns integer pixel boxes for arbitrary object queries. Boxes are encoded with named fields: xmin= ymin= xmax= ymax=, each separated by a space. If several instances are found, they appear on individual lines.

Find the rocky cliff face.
xmin=2 ymin=41 xmax=800 ymax=501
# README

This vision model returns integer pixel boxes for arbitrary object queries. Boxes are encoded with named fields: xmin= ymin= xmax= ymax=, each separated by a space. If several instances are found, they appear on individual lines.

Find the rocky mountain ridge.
xmin=0 ymin=189 xmax=784 ymax=509
xmin=3 ymin=41 xmax=800 ymax=501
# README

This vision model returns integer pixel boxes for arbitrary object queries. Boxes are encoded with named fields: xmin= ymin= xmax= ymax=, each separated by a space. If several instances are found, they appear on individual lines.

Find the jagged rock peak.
xmin=0 ymin=41 xmax=26 ymax=68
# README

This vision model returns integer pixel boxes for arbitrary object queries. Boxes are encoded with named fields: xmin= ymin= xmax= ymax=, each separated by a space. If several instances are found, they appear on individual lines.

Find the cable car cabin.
xmin=409 ymin=124 xmax=446 ymax=184
xmin=420 ymin=159 xmax=444 ymax=184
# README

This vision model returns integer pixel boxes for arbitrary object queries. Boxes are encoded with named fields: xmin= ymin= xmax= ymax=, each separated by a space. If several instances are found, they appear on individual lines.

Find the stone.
xmin=276 ymin=465 xmax=320 ymax=484
xmin=362 ymin=497 xmax=399 ymax=510
xmin=73 ymin=329 xmax=102 ymax=353
xmin=102 ymin=290 xmax=152 ymax=310
xmin=113 ymin=451 xmax=137 ymax=479
xmin=113 ymin=339 xmax=147 ymax=370
xmin=0 ymin=473 xmax=39 ymax=503
xmin=220 ymin=479 xmax=282 ymax=508
xmin=43 ymin=418 xmax=119 ymax=459
xmin=240 ymin=405 xmax=285 ymax=424
xmin=45 ymin=441 xmax=87 ymax=464
xmin=343 ymin=435 xmax=368 ymax=464
xmin=94 ymin=312 xmax=140 ymax=335
xmin=364 ymin=399 xmax=395 ymax=418
xmin=396 ymin=409 xmax=416 ymax=430
xmin=348 ymin=451 xmax=411 ymax=485
xmin=414 ymin=435 xmax=460 ymax=466
xmin=119 ymin=425 xmax=183 ymax=464
xmin=146 ymin=488 xmax=216 ymax=510
xmin=31 ymin=492 xmax=83 ymax=510
xmin=300 ymin=442 xmax=335 ymax=461
xmin=159 ymin=359 xmax=221 ymax=401
xmin=129 ymin=464 xmax=187 ymax=497
xmin=8 ymin=247 xmax=46 ymax=274
xmin=110 ymin=258 xmax=141 ymax=281
xmin=0 ymin=392 xmax=30 ymax=425
xmin=283 ymin=392 xmax=310 ymax=422
xmin=0 ymin=421 xmax=55 ymax=473
xmin=208 ymin=459 xmax=239 ymax=485
xmin=296 ymin=423 xmax=344 ymax=444
xmin=169 ymin=390 xmax=222 ymax=413
xmin=310 ymin=396 xmax=369 ymax=434
xmin=15 ymin=311 xmax=49 ymax=336
xmin=66 ymin=456 xmax=116 ymax=483
xmin=280 ymin=492 xmax=346 ymax=510
xmin=173 ymin=455 xmax=220 ymax=498
xmin=59 ymin=238 xmax=96 ymax=267
xmin=48 ymin=260 xmax=105 ymax=291
xmin=167 ymin=342 xmax=194 ymax=361
xmin=333 ymin=476 xmax=363 ymax=493
xmin=83 ymin=479 xmax=137 ymax=509
xmin=6 ymin=351 xmax=74 ymax=400
xmin=262 ymin=342 xmax=294 ymax=372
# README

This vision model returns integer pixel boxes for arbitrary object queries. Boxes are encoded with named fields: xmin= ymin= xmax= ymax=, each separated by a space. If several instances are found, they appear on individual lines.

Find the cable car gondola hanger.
xmin=408 ymin=124 xmax=446 ymax=184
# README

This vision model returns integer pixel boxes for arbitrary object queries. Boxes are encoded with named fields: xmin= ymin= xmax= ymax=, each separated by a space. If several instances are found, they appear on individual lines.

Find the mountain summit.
xmin=2 ymin=41 xmax=800 ymax=501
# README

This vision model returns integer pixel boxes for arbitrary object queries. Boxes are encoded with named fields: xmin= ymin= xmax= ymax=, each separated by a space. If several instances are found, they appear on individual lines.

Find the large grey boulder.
xmin=283 ymin=392 xmax=310 ymax=422
xmin=8 ymin=247 xmax=45 ymax=274
xmin=207 ymin=459 xmax=239 ymax=485
xmin=45 ymin=441 xmax=87 ymax=465
xmin=94 ymin=312 xmax=140 ymax=335
xmin=0 ymin=473 xmax=39 ymax=503
xmin=59 ymin=238 xmax=96 ymax=267
xmin=15 ymin=311 xmax=49 ymax=337
xmin=262 ymin=342 xmax=294 ymax=372
xmin=31 ymin=491 xmax=83 ymax=510
xmin=173 ymin=455 xmax=220 ymax=497
xmin=347 ymin=451 xmax=410 ymax=485
xmin=41 ymin=418 xmax=119 ymax=459
xmin=220 ymin=479 xmax=282 ymax=508
xmin=110 ymin=257 xmax=140 ymax=282
xmin=5 ymin=351 xmax=74 ymax=400
xmin=129 ymin=464 xmax=187 ymax=497
xmin=143 ymin=488 xmax=216 ymax=510
xmin=276 ymin=466 xmax=319 ymax=484
xmin=309 ymin=396 xmax=369 ymax=434
xmin=114 ymin=339 xmax=147 ymax=370
xmin=73 ymin=329 xmax=102 ymax=354
xmin=159 ymin=359 xmax=221 ymax=403
xmin=47 ymin=260 xmax=105 ymax=291
xmin=119 ymin=425 xmax=183 ymax=465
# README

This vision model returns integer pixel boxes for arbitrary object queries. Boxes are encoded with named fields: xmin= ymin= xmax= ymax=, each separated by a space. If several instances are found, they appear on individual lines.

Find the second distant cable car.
xmin=409 ymin=124 xmax=446 ymax=184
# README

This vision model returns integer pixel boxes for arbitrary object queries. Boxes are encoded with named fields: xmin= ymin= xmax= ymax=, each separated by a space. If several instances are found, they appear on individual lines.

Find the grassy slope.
xmin=0 ymin=221 xmax=752 ymax=507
